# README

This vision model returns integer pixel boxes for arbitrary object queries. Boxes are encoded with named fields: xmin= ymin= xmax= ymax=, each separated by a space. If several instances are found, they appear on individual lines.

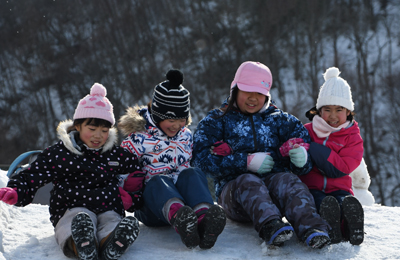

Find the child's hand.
xmin=123 ymin=171 xmax=146 ymax=192
xmin=0 ymin=187 xmax=18 ymax=205
xmin=119 ymin=187 xmax=133 ymax=210
xmin=210 ymin=141 xmax=233 ymax=156
xmin=279 ymin=138 xmax=310 ymax=157
xmin=247 ymin=153 xmax=275 ymax=174
xmin=289 ymin=145 xmax=308 ymax=168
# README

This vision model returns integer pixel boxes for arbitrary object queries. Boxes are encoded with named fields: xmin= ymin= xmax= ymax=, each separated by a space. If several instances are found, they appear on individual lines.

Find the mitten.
xmin=119 ymin=187 xmax=133 ymax=210
xmin=279 ymin=138 xmax=310 ymax=157
xmin=0 ymin=187 xmax=18 ymax=205
xmin=247 ymin=153 xmax=274 ymax=174
xmin=210 ymin=141 xmax=233 ymax=156
xmin=123 ymin=171 xmax=146 ymax=192
xmin=289 ymin=145 xmax=308 ymax=168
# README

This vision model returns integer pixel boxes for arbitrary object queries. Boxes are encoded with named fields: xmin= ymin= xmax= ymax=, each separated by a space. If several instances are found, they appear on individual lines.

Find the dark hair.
xmin=305 ymin=106 xmax=355 ymax=121
xmin=67 ymin=118 xmax=112 ymax=133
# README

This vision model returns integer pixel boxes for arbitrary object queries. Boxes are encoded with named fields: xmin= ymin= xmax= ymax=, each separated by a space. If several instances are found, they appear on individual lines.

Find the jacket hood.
xmin=56 ymin=120 xmax=118 ymax=155
xmin=118 ymin=105 xmax=148 ymax=136
xmin=118 ymin=105 xmax=192 ymax=137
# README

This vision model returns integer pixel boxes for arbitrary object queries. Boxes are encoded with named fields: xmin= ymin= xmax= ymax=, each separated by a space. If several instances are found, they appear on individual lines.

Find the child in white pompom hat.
xmin=301 ymin=67 xmax=365 ymax=246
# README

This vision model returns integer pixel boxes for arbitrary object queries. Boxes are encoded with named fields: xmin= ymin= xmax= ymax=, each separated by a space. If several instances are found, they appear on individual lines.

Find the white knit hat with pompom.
xmin=316 ymin=67 xmax=354 ymax=111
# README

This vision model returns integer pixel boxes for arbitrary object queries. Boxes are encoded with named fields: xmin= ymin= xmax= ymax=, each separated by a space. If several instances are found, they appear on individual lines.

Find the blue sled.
xmin=6 ymin=150 xmax=52 ymax=205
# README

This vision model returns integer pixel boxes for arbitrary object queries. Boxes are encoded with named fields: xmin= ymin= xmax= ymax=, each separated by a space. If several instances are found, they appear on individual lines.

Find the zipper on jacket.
xmin=249 ymin=115 xmax=258 ymax=152
xmin=322 ymin=136 xmax=329 ymax=192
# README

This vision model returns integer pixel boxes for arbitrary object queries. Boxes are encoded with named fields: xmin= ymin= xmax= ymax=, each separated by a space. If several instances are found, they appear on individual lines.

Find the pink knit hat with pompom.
xmin=73 ymin=83 xmax=115 ymax=126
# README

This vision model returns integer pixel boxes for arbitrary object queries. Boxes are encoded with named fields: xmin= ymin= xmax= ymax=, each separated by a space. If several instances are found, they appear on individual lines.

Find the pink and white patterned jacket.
xmin=119 ymin=105 xmax=192 ymax=184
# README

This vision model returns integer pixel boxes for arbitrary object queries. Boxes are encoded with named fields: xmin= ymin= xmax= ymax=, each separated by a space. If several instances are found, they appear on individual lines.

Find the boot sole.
xmin=71 ymin=212 xmax=98 ymax=260
xmin=342 ymin=196 xmax=364 ymax=245
xmin=199 ymin=205 xmax=227 ymax=249
xmin=99 ymin=216 xmax=140 ymax=260
xmin=270 ymin=226 xmax=294 ymax=246
xmin=173 ymin=206 xmax=200 ymax=249
xmin=320 ymin=196 xmax=342 ymax=244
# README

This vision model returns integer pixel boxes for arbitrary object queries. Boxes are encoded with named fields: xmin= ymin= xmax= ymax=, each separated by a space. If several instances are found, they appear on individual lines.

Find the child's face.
xmin=75 ymin=119 xmax=110 ymax=149
xmin=320 ymin=105 xmax=350 ymax=127
xmin=159 ymin=118 xmax=186 ymax=137
xmin=236 ymin=89 xmax=266 ymax=114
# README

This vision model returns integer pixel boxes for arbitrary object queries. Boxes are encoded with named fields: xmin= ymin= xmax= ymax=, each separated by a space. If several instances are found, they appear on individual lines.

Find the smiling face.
xmin=159 ymin=118 xmax=187 ymax=137
xmin=236 ymin=89 xmax=266 ymax=114
xmin=75 ymin=118 xmax=110 ymax=148
xmin=320 ymin=105 xmax=351 ymax=127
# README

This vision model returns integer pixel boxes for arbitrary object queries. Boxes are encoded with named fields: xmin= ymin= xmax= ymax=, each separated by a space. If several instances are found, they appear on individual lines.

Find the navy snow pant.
xmin=218 ymin=172 xmax=329 ymax=240
xmin=135 ymin=167 xmax=214 ymax=227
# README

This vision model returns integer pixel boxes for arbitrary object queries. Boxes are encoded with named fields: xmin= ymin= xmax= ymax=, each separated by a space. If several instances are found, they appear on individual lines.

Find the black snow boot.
xmin=259 ymin=218 xmax=294 ymax=246
xmin=342 ymin=195 xmax=364 ymax=245
xmin=197 ymin=204 xmax=227 ymax=249
xmin=99 ymin=216 xmax=140 ymax=260
xmin=303 ymin=228 xmax=330 ymax=249
xmin=319 ymin=196 xmax=342 ymax=244
xmin=71 ymin=212 xmax=98 ymax=260
xmin=170 ymin=205 xmax=200 ymax=249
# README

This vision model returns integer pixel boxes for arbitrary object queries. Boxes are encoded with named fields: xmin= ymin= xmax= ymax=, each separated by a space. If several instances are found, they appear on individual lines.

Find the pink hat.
xmin=73 ymin=83 xmax=115 ymax=126
xmin=230 ymin=61 xmax=273 ymax=96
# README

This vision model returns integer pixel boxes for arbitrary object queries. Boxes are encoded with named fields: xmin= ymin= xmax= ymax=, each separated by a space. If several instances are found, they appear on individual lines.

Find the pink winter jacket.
xmin=299 ymin=121 xmax=364 ymax=195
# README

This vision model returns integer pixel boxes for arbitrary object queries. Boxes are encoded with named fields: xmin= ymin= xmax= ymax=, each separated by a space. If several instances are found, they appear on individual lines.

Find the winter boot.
xmin=99 ymin=216 xmax=140 ymax=260
xmin=170 ymin=205 xmax=200 ymax=249
xmin=342 ymin=195 xmax=364 ymax=245
xmin=197 ymin=204 xmax=227 ymax=249
xmin=320 ymin=196 xmax=342 ymax=244
xmin=303 ymin=228 xmax=330 ymax=249
xmin=71 ymin=212 xmax=98 ymax=260
xmin=259 ymin=218 xmax=294 ymax=246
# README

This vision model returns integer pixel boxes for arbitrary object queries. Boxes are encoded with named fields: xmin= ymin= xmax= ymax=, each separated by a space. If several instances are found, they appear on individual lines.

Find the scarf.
xmin=312 ymin=115 xmax=350 ymax=138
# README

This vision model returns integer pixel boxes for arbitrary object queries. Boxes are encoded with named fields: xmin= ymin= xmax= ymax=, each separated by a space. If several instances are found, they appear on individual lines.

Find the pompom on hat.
xmin=230 ymin=61 xmax=273 ymax=96
xmin=316 ymin=67 xmax=354 ymax=111
xmin=73 ymin=83 xmax=115 ymax=126
xmin=150 ymin=69 xmax=190 ymax=125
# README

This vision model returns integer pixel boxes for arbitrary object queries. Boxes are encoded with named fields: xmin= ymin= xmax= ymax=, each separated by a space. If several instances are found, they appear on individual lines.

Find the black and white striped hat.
xmin=150 ymin=69 xmax=190 ymax=125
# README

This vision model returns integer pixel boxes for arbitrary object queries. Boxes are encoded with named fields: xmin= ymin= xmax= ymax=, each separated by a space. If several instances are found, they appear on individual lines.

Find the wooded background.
xmin=1 ymin=0 xmax=399 ymax=206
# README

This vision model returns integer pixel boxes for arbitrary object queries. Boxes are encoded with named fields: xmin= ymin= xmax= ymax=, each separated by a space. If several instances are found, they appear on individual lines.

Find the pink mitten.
xmin=210 ymin=141 xmax=233 ymax=156
xmin=119 ymin=187 xmax=133 ymax=210
xmin=279 ymin=138 xmax=310 ymax=157
xmin=0 ymin=187 xmax=18 ymax=205
xmin=123 ymin=171 xmax=145 ymax=192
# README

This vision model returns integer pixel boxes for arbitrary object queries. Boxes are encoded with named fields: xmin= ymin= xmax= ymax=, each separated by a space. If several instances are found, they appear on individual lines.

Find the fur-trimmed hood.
xmin=118 ymin=105 xmax=192 ymax=137
xmin=56 ymin=120 xmax=118 ymax=155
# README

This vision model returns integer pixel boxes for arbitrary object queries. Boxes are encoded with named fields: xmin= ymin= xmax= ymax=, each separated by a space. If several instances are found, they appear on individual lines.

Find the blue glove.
xmin=289 ymin=146 xmax=308 ymax=168
xmin=247 ymin=153 xmax=275 ymax=174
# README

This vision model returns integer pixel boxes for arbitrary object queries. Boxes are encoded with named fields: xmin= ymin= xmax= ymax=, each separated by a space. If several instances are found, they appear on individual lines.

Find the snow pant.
xmin=218 ymin=172 xmax=329 ymax=240
xmin=55 ymin=207 xmax=122 ymax=258
xmin=135 ymin=167 xmax=214 ymax=227
xmin=310 ymin=189 xmax=351 ymax=214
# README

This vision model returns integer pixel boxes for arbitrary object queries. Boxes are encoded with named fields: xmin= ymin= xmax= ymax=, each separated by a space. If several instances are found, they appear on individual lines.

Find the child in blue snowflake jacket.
xmin=192 ymin=61 xmax=331 ymax=249
xmin=119 ymin=69 xmax=226 ymax=250
xmin=0 ymin=83 xmax=143 ymax=260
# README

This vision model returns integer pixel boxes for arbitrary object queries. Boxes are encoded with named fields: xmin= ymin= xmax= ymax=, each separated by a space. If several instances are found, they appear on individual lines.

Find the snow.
xmin=0 ymin=170 xmax=399 ymax=260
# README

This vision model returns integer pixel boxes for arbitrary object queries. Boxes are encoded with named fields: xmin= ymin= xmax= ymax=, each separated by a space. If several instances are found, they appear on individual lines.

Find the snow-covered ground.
xmin=0 ymin=170 xmax=399 ymax=260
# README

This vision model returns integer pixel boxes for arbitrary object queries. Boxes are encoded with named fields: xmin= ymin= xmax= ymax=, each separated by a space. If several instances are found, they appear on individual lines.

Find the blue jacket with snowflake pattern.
xmin=192 ymin=99 xmax=312 ymax=198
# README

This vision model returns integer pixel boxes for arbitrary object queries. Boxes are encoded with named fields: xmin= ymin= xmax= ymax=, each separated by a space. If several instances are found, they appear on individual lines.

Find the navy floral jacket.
xmin=192 ymin=100 xmax=312 ymax=198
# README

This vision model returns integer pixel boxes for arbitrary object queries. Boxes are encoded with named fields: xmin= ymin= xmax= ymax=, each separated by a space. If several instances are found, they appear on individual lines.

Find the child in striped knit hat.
xmin=119 ymin=69 xmax=226 ymax=250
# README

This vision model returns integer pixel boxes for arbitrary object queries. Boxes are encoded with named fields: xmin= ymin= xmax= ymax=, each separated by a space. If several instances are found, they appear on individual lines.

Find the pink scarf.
xmin=312 ymin=115 xmax=350 ymax=138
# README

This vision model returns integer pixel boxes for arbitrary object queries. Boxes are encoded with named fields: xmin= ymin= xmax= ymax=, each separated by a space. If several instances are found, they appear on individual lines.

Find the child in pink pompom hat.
xmin=0 ymin=83 xmax=145 ymax=260
xmin=73 ymin=83 xmax=115 ymax=126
